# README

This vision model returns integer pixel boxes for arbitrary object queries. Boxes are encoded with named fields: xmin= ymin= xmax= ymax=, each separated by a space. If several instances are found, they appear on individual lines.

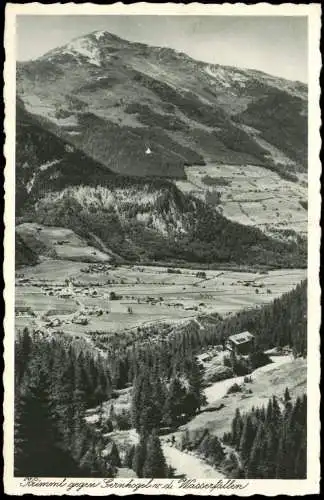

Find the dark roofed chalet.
xmin=227 ymin=331 xmax=255 ymax=355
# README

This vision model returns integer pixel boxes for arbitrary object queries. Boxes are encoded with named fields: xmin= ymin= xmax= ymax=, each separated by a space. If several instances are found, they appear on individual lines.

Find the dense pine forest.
xmin=91 ymin=280 xmax=307 ymax=386
xmin=196 ymin=278 xmax=307 ymax=356
xmin=179 ymin=391 xmax=307 ymax=479
xmin=223 ymin=391 xmax=307 ymax=479
xmin=14 ymin=280 xmax=307 ymax=478
xmin=14 ymin=328 xmax=203 ymax=477
xmin=15 ymin=331 xmax=116 ymax=477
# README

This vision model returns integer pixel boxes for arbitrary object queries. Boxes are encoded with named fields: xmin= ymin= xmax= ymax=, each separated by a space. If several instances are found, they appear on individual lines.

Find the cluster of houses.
xmin=42 ymin=282 xmax=100 ymax=299
xmin=81 ymin=263 xmax=113 ymax=274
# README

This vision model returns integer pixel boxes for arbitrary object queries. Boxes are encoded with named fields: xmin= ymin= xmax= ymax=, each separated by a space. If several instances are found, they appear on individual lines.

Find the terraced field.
xmin=175 ymin=164 xmax=307 ymax=241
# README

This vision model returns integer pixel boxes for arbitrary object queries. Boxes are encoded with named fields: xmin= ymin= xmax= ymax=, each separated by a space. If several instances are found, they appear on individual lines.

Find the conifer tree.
xmin=275 ymin=425 xmax=289 ymax=479
xmin=181 ymin=429 xmax=191 ymax=451
xmin=163 ymin=377 xmax=186 ymax=427
xmin=98 ymin=403 xmax=105 ymax=432
xmin=239 ymin=415 xmax=255 ymax=462
xmin=151 ymin=376 xmax=166 ymax=428
xmin=15 ymin=327 xmax=32 ymax=384
xmin=294 ymin=428 xmax=306 ymax=479
xmin=131 ymin=367 xmax=154 ymax=432
xmin=109 ymin=441 xmax=121 ymax=468
xmin=15 ymin=366 xmax=65 ymax=476
xmin=265 ymin=398 xmax=273 ymax=424
xmin=247 ymin=421 xmax=264 ymax=478
xmin=124 ymin=445 xmax=136 ymax=469
xmin=199 ymin=434 xmax=224 ymax=465
xmin=272 ymin=396 xmax=282 ymax=428
xmin=284 ymin=387 xmax=291 ymax=403
xmin=79 ymin=444 xmax=100 ymax=477
xmin=184 ymin=357 xmax=207 ymax=416
xmin=51 ymin=348 xmax=75 ymax=449
xmin=231 ymin=408 xmax=243 ymax=450
xmin=226 ymin=390 xmax=307 ymax=479
xmin=142 ymin=430 xmax=167 ymax=478
xmin=132 ymin=435 xmax=147 ymax=478
xmin=263 ymin=426 xmax=277 ymax=477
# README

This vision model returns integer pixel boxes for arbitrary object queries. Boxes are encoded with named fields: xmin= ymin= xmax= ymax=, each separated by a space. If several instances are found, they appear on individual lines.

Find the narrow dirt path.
xmin=162 ymin=444 xmax=226 ymax=479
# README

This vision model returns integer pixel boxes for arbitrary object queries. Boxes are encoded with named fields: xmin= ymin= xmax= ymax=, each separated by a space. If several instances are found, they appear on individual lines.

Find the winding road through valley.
xmin=162 ymin=355 xmax=292 ymax=479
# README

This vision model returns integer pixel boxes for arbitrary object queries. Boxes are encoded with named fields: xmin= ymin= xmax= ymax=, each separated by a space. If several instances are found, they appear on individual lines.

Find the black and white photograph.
xmin=3 ymin=3 xmax=321 ymax=496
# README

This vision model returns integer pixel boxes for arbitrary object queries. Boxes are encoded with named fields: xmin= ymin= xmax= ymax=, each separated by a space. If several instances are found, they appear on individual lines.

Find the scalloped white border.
xmin=3 ymin=3 xmax=321 ymax=495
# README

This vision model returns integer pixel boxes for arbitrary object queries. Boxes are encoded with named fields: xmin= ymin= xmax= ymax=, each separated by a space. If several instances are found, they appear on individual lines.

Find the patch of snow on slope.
xmin=205 ymin=66 xmax=230 ymax=88
xmin=205 ymin=65 xmax=249 ymax=88
xmin=66 ymin=38 xmax=101 ymax=67
xmin=26 ymin=173 xmax=36 ymax=194
xmin=39 ymin=159 xmax=61 ymax=172
xmin=205 ymin=64 xmax=307 ymax=99
xmin=67 ymin=131 xmax=81 ymax=136
xmin=93 ymin=31 xmax=107 ymax=41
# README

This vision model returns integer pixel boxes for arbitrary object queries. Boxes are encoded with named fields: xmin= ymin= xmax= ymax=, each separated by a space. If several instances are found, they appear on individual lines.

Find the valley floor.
xmin=15 ymin=258 xmax=306 ymax=338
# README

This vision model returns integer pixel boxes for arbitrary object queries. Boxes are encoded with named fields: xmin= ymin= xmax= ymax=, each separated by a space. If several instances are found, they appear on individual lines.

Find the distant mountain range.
xmin=15 ymin=31 xmax=307 ymax=268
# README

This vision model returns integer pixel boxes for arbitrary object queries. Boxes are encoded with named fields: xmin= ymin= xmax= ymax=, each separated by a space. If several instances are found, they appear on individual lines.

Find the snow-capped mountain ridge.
xmin=17 ymin=29 xmax=307 ymax=186
xmin=37 ymin=30 xmax=307 ymax=94
xmin=42 ymin=30 xmax=129 ymax=64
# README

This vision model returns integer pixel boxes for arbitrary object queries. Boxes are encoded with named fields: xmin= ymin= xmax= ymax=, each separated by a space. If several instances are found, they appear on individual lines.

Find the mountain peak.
xmin=41 ymin=29 xmax=128 ymax=66
xmin=89 ymin=30 xmax=125 ymax=42
xmin=64 ymin=36 xmax=102 ymax=66
xmin=73 ymin=29 xmax=129 ymax=49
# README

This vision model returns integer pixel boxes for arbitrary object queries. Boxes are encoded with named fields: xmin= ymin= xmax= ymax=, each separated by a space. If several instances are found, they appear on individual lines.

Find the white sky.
xmin=16 ymin=15 xmax=308 ymax=83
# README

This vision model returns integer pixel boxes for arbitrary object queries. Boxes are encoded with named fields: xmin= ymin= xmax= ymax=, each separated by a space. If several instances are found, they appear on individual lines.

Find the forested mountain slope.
xmin=16 ymin=32 xmax=307 ymax=268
